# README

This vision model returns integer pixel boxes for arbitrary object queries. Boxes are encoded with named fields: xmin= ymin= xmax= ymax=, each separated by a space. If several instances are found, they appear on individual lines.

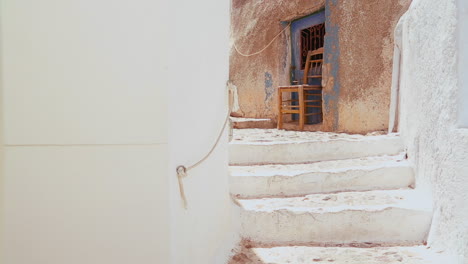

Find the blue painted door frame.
xmin=290 ymin=11 xmax=325 ymax=124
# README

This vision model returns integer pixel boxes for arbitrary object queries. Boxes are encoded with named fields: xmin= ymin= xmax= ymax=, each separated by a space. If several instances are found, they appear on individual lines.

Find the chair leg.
xmin=298 ymin=86 xmax=305 ymax=130
xmin=277 ymin=89 xmax=283 ymax=129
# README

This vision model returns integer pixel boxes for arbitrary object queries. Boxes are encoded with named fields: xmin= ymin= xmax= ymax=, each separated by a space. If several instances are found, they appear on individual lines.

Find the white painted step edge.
xmin=229 ymin=135 xmax=404 ymax=165
xmin=230 ymin=155 xmax=414 ymax=198
xmin=238 ymin=190 xmax=432 ymax=245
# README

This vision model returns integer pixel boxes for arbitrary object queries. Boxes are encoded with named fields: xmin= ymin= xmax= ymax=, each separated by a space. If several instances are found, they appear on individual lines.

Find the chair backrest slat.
xmin=302 ymin=47 xmax=324 ymax=85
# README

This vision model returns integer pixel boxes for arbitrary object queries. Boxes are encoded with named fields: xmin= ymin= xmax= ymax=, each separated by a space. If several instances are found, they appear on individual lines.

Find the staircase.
xmin=228 ymin=129 xmax=447 ymax=264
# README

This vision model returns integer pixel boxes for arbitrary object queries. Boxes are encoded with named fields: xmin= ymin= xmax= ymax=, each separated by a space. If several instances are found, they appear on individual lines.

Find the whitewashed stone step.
xmin=230 ymin=129 xmax=404 ymax=165
xmin=230 ymin=154 xmax=414 ymax=198
xmin=229 ymin=245 xmax=452 ymax=264
xmin=238 ymin=190 xmax=432 ymax=245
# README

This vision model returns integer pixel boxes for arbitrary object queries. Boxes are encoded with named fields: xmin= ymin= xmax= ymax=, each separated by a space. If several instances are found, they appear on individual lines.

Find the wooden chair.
xmin=277 ymin=47 xmax=324 ymax=130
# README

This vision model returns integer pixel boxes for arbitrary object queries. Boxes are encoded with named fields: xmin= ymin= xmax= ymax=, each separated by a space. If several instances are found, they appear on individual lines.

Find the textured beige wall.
xmin=398 ymin=0 xmax=468 ymax=260
xmin=230 ymin=0 xmax=324 ymax=120
xmin=230 ymin=0 xmax=410 ymax=133
xmin=333 ymin=0 xmax=410 ymax=133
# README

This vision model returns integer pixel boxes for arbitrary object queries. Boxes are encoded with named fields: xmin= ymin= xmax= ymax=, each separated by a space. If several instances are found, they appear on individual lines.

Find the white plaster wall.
xmin=167 ymin=0 xmax=239 ymax=263
xmin=459 ymin=0 xmax=468 ymax=128
xmin=0 ymin=0 xmax=171 ymax=263
xmin=1 ymin=1 xmax=168 ymax=145
xmin=0 ymin=10 xmax=4 ymax=264
xmin=397 ymin=0 xmax=468 ymax=260
xmin=1 ymin=0 xmax=236 ymax=262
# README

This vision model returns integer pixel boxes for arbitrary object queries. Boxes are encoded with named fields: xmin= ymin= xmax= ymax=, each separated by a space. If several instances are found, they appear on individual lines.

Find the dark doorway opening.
xmin=291 ymin=11 xmax=326 ymax=125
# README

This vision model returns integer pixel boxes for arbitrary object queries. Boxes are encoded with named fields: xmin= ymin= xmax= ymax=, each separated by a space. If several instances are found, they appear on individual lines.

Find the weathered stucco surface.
xmin=230 ymin=0 xmax=325 ymax=120
xmin=398 ymin=0 xmax=468 ymax=260
xmin=332 ymin=0 xmax=410 ymax=133
xmin=230 ymin=0 xmax=410 ymax=133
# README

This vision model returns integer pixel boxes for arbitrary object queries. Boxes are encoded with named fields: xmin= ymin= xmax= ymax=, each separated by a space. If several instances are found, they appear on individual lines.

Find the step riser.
xmin=229 ymin=137 xmax=404 ymax=165
xmin=240 ymin=207 xmax=432 ymax=245
xmin=231 ymin=166 xmax=414 ymax=198
xmin=232 ymin=120 xmax=276 ymax=129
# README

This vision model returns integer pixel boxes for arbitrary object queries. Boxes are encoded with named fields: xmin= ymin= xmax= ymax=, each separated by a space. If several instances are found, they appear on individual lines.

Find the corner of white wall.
xmin=0 ymin=0 xmax=5 ymax=259
xmin=167 ymin=0 xmax=237 ymax=263
xmin=457 ymin=0 xmax=468 ymax=128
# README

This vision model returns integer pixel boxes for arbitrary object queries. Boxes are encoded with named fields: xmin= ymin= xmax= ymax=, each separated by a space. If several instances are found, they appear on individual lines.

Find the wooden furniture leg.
xmin=298 ymin=85 xmax=305 ymax=130
xmin=277 ymin=88 xmax=283 ymax=129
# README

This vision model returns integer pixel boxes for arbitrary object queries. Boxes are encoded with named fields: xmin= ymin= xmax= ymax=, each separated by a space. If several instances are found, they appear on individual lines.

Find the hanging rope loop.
xmin=233 ymin=22 xmax=291 ymax=57
xmin=176 ymin=87 xmax=234 ymax=209
xmin=176 ymin=166 xmax=187 ymax=178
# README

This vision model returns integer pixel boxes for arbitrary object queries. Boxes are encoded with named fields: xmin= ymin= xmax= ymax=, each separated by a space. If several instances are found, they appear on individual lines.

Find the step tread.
xmin=230 ymin=117 xmax=272 ymax=123
xmin=230 ymin=246 xmax=450 ymax=264
xmin=231 ymin=129 xmax=399 ymax=145
xmin=230 ymin=153 xmax=408 ymax=177
xmin=238 ymin=190 xmax=430 ymax=213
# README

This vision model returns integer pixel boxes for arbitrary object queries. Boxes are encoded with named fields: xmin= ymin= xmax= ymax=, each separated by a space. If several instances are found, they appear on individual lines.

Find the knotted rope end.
xmin=176 ymin=166 xmax=188 ymax=209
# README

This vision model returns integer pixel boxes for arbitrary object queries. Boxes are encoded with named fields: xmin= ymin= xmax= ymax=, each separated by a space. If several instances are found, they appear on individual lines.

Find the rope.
xmin=233 ymin=22 xmax=291 ymax=57
xmin=176 ymin=92 xmax=233 ymax=209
